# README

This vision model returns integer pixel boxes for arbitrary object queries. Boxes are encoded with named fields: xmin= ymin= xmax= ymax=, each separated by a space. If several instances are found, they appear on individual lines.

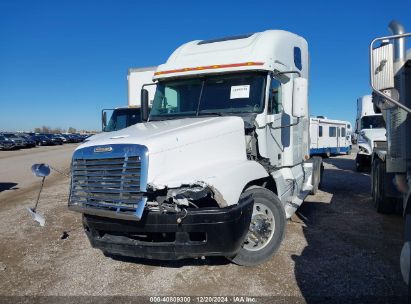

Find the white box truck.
xmin=101 ymin=67 xmax=156 ymax=132
xmin=369 ymin=21 xmax=411 ymax=284
xmin=355 ymin=95 xmax=386 ymax=171
xmin=68 ymin=30 xmax=323 ymax=265
xmin=309 ymin=116 xmax=352 ymax=157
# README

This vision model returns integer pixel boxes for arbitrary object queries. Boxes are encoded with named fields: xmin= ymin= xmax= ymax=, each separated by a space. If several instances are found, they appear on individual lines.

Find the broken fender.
xmin=150 ymin=160 xmax=269 ymax=207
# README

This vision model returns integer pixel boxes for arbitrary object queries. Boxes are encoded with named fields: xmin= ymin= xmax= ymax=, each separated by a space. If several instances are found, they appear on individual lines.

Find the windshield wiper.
xmin=195 ymin=79 xmax=206 ymax=116
xmin=149 ymin=115 xmax=194 ymax=121
xmin=197 ymin=112 xmax=224 ymax=116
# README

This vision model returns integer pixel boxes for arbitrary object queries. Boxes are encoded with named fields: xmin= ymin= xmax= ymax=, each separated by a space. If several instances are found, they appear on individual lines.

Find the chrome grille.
xmin=69 ymin=144 xmax=148 ymax=220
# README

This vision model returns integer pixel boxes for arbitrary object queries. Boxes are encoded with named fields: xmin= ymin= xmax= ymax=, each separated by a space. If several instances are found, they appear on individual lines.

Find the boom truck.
xmin=369 ymin=21 xmax=411 ymax=284
xmin=68 ymin=30 xmax=323 ymax=265
xmin=101 ymin=67 xmax=156 ymax=132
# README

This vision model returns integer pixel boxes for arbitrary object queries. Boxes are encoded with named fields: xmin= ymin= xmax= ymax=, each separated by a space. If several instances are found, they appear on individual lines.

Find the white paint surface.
xmin=77 ymin=117 xmax=269 ymax=206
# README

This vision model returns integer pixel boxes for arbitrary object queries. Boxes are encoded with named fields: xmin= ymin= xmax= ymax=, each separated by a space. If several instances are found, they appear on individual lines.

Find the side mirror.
xmin=31 ymin=164 xmax=50 ymax=177
xmin=292 ymin=77 xmax=308 ymax=117
xmin=102 ymin=111 xmax=107 ymax=130
xmin=141 ymin=89 xmax=149 ymax=122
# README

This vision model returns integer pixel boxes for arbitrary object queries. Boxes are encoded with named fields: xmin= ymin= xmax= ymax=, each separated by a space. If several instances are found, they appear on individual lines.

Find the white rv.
xmin=68 ymin=30 xmax=323 ymax=265
xmin=355 ymin=95 xmax=386 ymax=171
xmin=101 ymin=67 xmax=157 ymax=132
xmin=309 ymin=116 xmax=352 ymax=157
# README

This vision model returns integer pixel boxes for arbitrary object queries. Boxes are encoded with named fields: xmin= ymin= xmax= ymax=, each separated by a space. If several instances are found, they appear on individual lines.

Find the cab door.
xmin=265 ymin=77 xmax=285 ymax=167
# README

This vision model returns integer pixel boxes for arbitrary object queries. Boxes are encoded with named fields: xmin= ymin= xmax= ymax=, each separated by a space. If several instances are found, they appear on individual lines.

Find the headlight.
xmin=359 ymin=146 xmax=369 ymax=154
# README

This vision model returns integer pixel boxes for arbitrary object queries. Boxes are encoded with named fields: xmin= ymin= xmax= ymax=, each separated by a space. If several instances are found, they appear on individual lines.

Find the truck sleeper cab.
xmin=69 ymin=30 xmax=322 ymax=265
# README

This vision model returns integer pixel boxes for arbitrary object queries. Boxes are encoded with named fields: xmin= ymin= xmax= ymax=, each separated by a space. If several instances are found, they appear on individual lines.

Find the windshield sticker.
xmin=230 ymin=85 xmax=250 ymax=99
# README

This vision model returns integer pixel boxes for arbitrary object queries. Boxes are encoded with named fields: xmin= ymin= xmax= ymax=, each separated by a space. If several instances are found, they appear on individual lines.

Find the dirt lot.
xmin=0 ymin=145 xmax=407 ymax=302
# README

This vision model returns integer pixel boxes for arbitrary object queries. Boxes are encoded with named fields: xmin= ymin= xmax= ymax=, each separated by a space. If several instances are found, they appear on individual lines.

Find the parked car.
xmin=0 ymin=135 xmax=15 ymax=150
xmin=54 ymin=134 xmax=68 ymax=143
xmin=30 ymin=135 xmax=53 ymax=146
xmin=73 ymin=134 xmax=85 ymax=142
xmin=41 ymin=134 xmax=63 ymax=145
xmin=2 ymin=133 xmax=26 ymax=148
xmin=20 ymin=134 xmax=36 ymax=148
xmin=62 ymin=134 xmax=82 ymax=143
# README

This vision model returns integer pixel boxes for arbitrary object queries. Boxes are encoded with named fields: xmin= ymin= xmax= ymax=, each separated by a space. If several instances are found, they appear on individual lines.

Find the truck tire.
xmin=371 ymin=158 xmax=377 ymax=201
xmin=310 ymin=157 xmax=322 ymax=195
xmin=319 ymin=162 xmax=324 ymax=189
xmin=228 ymin=187 xmax=286 ymax=266
xmin=373 ymin=158 xmax=395 ymax=214
xmin=310 ymin=169 xmax=319 ymax=195
xmin=401 ymin=213 xmax=411 ymax=285
xmin=356 ymin=154 xmax=363 ymax=172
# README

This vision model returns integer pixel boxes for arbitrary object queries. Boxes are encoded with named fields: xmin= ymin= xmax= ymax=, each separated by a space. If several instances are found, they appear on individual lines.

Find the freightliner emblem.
xmin=94 ymin=146 xmax=113 ymax=153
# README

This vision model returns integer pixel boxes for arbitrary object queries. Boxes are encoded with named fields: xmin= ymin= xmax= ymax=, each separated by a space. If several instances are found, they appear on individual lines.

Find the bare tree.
xmin=41 ymin=126 xmax=51 ymax=133
xmin=68 ymin=127 xmax=76 ymax=134
xmin=51 ymin=127 xmax=62 ymax=134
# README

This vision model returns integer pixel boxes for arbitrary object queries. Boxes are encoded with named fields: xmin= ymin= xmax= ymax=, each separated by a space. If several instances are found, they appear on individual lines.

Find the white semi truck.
xmin=68 ymin=30 xmax=323 ymax=265
xmin=355 ymin=95 xmax=386 ymax=171
xmin=101 ymin=67 xmax=156 ymax=132
xmin=369 ymin=21 xmax=411 ymax=284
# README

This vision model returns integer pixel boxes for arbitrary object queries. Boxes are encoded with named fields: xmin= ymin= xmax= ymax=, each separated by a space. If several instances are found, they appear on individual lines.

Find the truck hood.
xmin=361 ymin=128 xmax=386 ymax=142
xmin=73 ymin=116 xmax=270 ymax=207
xmin=76 ymin=116 xmax=249 ymax=203
xmin=84 ymin=132 xmax=106 ymax=143
xmin=358 ymin=128 xmax=386 ymax=155
xmin=77 ymin=116 xmax=245 ymax=155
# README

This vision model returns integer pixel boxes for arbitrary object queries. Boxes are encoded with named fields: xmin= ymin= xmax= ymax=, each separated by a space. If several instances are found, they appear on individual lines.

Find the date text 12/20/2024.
xmin=149 ymin=296 xmax=258 ymax=303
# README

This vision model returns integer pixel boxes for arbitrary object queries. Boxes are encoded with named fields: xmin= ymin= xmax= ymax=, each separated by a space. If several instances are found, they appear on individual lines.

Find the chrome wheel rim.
xmin=243 ymin=202 xmax=275 ymax=251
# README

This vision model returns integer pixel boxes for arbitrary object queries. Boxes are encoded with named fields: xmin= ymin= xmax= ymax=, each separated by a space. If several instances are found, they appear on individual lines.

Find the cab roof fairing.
xmin=153 ymin=30 xmax=309 ymax=81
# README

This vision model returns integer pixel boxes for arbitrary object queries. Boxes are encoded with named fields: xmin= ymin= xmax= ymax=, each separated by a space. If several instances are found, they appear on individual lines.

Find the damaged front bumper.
xmin=82 ymin=194 xmax=253 ymax=260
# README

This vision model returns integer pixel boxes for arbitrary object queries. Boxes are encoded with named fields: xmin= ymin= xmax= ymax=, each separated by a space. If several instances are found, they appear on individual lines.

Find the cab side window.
xmin=268 ymin=78 xmax=282 ymax=114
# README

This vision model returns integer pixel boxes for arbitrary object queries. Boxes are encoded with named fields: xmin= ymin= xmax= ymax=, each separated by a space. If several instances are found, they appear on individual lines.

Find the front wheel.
xmin=228 ymin=187 xmax=286 ymax=266
xmin=356 ymin=154 xmax=364 ymax=172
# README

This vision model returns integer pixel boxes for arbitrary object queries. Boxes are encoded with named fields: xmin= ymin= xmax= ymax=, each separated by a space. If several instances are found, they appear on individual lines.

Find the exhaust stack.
xmin=388 ymin=20 xmax=406 ymax=61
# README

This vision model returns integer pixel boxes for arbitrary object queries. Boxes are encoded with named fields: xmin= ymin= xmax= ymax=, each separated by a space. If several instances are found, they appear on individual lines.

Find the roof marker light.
xmin=154 ymin=62 xmax=264 ymax=76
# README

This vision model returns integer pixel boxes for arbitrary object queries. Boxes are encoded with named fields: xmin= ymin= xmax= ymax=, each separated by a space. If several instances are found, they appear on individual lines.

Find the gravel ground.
xmin=0 ymin=146 xmax=407 ymax=302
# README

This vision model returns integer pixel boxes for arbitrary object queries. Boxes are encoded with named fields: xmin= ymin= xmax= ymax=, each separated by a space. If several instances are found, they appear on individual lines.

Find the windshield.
xmin=361 ymin=115 xmax=385 ymax=129
xmin=150 ymin=72 xmax=266 ymax=120
xmin=104 ymin=108 xmax=141 ymax=132
xmin=4 ymin=134 xmax=17 ymax=138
